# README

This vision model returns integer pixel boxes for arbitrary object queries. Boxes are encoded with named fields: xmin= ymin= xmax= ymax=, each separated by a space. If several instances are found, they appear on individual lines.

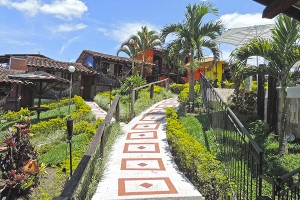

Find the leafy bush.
xmin=179 ymin=87 xmax=189 ymax=103
xmin=230 ymin=89 xmax=257 ymax=115
xmin=30 ymin=117 xmax=65 ymax=136
xmin=169 ymin=84 xmax=186 ymax=94
xmin=41 ymin=98 xmax=69 ymax=110
xmin=120 ymin=75 xmax=146 ymax=94
xmin=4 ymin=108 xmax=31 ymax=121
xmin=178 ymin=83 xmax=200 ymax=103
xmin=166 ymin=108 xmax=230 ymax=199
xmin=225 ymin=80 xmax=235 ymax=89
xmin=0 ymin=120 xmax=40 ymax=199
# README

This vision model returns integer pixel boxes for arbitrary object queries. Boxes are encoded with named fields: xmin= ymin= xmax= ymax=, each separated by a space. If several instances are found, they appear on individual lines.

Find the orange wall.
xmin=137 ymin=50 xmax=154 ymax=63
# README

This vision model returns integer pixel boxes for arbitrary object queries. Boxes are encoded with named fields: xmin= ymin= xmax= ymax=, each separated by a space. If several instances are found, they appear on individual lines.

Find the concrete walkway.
xmin=92 ymin=98 xmax=203 ymax=200
xmin=85 ymin=101 xmax=115 ymax=122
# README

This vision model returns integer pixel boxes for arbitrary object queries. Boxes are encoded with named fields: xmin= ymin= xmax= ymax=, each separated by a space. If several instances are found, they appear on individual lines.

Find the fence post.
xmin=131 ymin=90 xmax=135 ymax=118
xmin=150 ymin=84 xmax=154 ymax=99
xmin=165 ymin=78 xmax=169 ymax=91
xmin=258 ymin=151 xmax=263 ymax=197
xmin=115 ymin=100 xmax=119 ymax=122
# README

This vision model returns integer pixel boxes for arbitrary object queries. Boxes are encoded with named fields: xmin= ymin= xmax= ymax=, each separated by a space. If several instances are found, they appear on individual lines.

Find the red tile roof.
xmin=0 ymin=69 xmax=26 ymax=84
xmin=26 ymin=56 xmax=97 ymax=74
xmin=77 ymin=50 xmax=155 ymax=67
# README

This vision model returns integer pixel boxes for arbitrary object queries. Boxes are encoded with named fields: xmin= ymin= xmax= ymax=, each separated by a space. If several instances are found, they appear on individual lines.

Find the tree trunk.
xmin=132 ymin=59 xmax=137 ymax=75
xmin=278 ymin=82 xmax=288 ymax=154
xmin=267 ymin=76 xmax=277 ymax=131
xmin=141 ymin=53 xmax=145 ymax=78
xmin=189 ymin=49 xmax=195 ymax=112
xmin=257 ymin=72 xmax=265 ymax=119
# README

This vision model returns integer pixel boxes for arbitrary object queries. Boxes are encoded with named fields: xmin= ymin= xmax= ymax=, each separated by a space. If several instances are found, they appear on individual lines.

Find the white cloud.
xmin=99 ymin=22 xmax=159 ymax=43
xmin=97 ymin=27 xmax=109 ymax=36
xmin=7 ymin=39 xmax=35 ymax=46
xmin=41 ymin=0 xmax=88 ymax=19
xmin=10 ymin=0 xmax=39 ymax=16
xmin=0 ymin=0 xmax=9 ymax=6
xmin=0 ymin=0 xmax=88 ymax=19
xmin=220 ymin=13 xmax=275 ymax=29
xmin=55 ymin=23 xmax=87 ymax=33
xmin=60 ymin=36 xmax=80 ymax=54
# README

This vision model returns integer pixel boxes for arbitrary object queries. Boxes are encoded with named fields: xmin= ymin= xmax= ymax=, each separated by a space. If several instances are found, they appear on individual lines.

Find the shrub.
xmin=30 ymin=117 xmax=65 ymax=136
xmin=178 ymin=83 xmax=200 ymax=104
xmin=179 ymin=87 xmax=189 ymax=103
xmin=225 ymin=80 xmax=235 ymax=89
xmin=41 ymin=98 xmax=69 ymax=110
xmin=169 ymin=84 xmax=186 ymax=94
xmin=166 ymin=108 xmax=230 ymax=199
xmin=230 ymin=89 xmax=257 ymax=115
xmin=4 ymin=108 xmax=31 ymax=121
xmin=120 ymin=75 xmax=146 ymax=94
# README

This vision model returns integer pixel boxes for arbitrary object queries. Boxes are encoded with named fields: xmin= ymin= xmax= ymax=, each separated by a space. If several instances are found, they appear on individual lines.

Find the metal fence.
xmin=200 ymin=73 xmax=264 ymax=199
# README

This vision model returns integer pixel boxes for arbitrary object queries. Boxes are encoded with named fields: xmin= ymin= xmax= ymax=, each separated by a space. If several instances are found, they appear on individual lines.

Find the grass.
xmin=85 ymin=123 xmax=122 ymax=199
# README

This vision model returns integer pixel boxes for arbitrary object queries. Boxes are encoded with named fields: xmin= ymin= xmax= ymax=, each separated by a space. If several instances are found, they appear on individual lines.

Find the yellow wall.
xmin=204 ymin=61 xmax=224 ymax=81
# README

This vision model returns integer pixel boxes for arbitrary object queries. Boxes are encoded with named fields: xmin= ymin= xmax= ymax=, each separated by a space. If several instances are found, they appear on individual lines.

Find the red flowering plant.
xmin=0 ymin=120 xmax=39 ymax=199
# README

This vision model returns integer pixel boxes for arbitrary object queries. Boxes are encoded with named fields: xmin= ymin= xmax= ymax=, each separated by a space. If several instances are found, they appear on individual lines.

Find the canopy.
xmin=215 ymin=24 xmax=275 ymax=46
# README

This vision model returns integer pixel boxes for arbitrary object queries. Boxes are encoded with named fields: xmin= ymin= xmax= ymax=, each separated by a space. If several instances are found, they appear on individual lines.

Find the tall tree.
xmin=162 ymin=2 xmax=223 ymax=111
xmin=131 ymin=26 xmax=162 ymax=77
xmin=117 ymin=38 xmax=139 ymax=75
xmin=231 ymin=15 xmax=300 ymax=154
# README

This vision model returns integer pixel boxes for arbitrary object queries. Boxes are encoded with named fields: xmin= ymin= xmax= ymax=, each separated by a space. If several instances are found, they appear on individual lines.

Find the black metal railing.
xmin=53 ymin=96 xmax=120 ymax=200
xmin=260 ymin=168 xmax=300 ymax=200
xmin=200 ymin=73 xmax=264 ymax=199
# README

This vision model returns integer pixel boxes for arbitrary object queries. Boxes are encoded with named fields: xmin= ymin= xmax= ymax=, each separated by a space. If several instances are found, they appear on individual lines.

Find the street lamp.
xmin=68 ymin=65 xmax=75 ymax=115
xmin=67 ymin=65 xmax=75 ymax=177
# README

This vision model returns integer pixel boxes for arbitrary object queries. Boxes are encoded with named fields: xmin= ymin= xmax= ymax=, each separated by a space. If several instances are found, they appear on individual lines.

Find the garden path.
xmin=92 ymin=98 xmax=203 ymax=200
xmin=85 ymin=101 xmax=115 ymax=122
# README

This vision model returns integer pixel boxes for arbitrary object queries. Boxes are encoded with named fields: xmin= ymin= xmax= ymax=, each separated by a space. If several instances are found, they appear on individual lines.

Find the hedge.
xmin=166 ymin=108 xmax=230 ymax=199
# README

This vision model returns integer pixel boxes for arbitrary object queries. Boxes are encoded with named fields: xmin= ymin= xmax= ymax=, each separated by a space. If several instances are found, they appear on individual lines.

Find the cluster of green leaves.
xmin=178 ymin=83 xmax=200 ymax=103
xmin=119 ymin=75 xmax=147 ymax=94
xmin=41 ymin=98 xmax=69 ymax=110
xmin=230 ymin=89 xmax=257 ymax=115
xmin=225 ymin=80 xmax=235 ymax=89
xmin=4 ymin=108 xmax=31 ymax=121
xmin=166 ymin=108 xmax=230 ymax=199
xmin=169 ymin=83 xmax=187 ymax=94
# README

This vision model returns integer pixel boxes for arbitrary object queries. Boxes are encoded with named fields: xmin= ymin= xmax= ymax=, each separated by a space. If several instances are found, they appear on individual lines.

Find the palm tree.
xmin=231 ymin=15 xmax=300 ymax=154
xmin=117 ymin=38 xmax=139 ymax=75
xmin=161 ymin=2 xmax=223 ymax=111
xmin=131 ymin=26 xmax=162 ymax=77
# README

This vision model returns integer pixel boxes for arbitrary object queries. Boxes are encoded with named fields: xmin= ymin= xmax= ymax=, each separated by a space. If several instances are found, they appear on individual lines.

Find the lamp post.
xmin=67 ymin=65 xmax=75 ymax=177
xmin=68 ymin=65 xmax=75 ymax=115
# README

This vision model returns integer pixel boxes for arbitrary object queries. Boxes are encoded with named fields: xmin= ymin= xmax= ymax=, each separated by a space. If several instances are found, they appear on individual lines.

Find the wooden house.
xmin=0 ymin=54 xmax=97 ymax=110
xmin=0 ymin=69 xmax=30 ymax=111
xmin=76 ymin=50 xmax=155 ymax=91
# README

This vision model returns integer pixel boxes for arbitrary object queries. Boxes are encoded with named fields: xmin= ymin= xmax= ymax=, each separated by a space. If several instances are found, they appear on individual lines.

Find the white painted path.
xmin=85 ymin=101 xmax=115 ymax=122
xmin=92 ymin=98 xmax=203 ymax=200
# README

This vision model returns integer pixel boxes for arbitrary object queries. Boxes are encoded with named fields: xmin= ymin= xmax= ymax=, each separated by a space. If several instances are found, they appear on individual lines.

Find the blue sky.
xmin=0 ymin=0 xmax=275 ymax=63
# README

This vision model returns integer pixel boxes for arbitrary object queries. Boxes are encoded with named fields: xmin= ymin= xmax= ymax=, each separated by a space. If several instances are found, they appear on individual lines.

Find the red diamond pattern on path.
xmin=143 ymin=125 xmax=149 ymax=127
xmin=139 ymin=134 xmax=145 ymax=137
xmin=137 ymin=162 xmax=148 ymax=167
xmin=140 ymin=182 xmax=153 ymax=188
xmin=138 ymin=146 xmax=146 ymax=150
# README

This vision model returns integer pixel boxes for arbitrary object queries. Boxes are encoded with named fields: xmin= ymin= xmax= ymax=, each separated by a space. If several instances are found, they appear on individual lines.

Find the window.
xmin=114 ymin=64 xmax=123 ymax=76
xmin=100 ymin=62 xmax=110 ymax=74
